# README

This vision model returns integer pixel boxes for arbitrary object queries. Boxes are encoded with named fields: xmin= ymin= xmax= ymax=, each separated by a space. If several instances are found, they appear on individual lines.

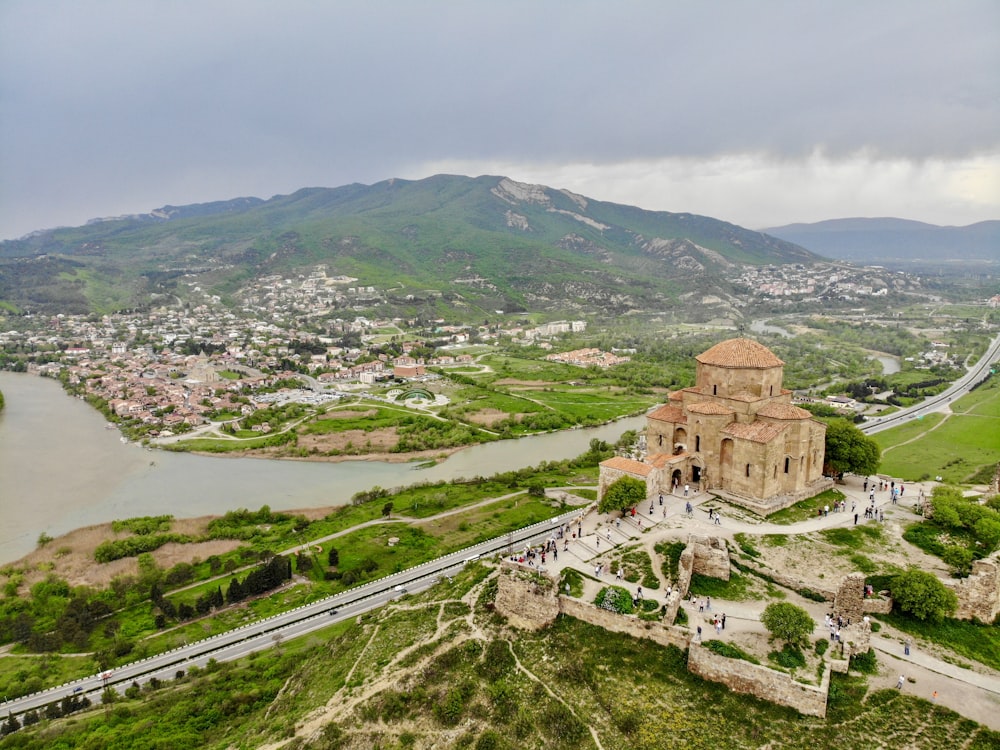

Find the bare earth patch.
xmin=464 ymin=408 xmax=512 ymax=426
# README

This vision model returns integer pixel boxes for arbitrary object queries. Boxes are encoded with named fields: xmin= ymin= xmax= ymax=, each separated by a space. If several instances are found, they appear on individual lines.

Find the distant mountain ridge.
xmin=0 ymin=174 xmax=819 ymax=316
xmin=763 ymin=217 xmax=1000 ymax=263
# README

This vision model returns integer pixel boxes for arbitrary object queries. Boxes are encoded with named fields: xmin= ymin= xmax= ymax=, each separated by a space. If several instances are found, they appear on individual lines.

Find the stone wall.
xmin=559 ymin=597 xmax=692 ymax=651
xmin=494 ymin=564 xmax=560 ymax=630
xmin=832 ymin=572 xmax=866 ymax=622
xmin=861 ymin=596 xmax=893 ymax=615
xmin=687 ymin=643 xmax=829 ymax=718
xmin=734 ymin=559 xmax=836 ymax=602
xmin=951 ymin=557 xmax=1000 ymax=623
xmin=713 ymin=477 xmax=835 ymax=515
xmin=678 ymin=534 xmax=730 ymax=597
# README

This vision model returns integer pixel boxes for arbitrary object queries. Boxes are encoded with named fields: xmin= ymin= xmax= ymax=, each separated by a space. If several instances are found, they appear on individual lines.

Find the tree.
xmin=892 ymin=569 xmax=957 ymax=622
xmin=760 ymin=602 xmax=814 ymax=649
xmin=327 ymin=547 xmax=340 ymax=567
xmin=599 ymin=476 xmax=647 ymax=515
xmin=382 ymin=501 xmax=394 ymax=517
xmin=824 ymin=419 xmax=881 ymax=476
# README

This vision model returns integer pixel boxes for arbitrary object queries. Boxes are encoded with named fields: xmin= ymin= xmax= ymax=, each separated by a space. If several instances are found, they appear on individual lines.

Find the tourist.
xmin=854 ymin=513 xmax=859 ymax=525
xmin=696 ymin=625 xmax=702 ymax=641
xmin=721 ymin=613 xmax=726 ymax=630
xmin=904 ymin=640 xmax=911 ymax=656
xmin=714 ymin=511 xmax=721 ymax=526
xmin=659 ymin=493 xmax=664 ymax=505
xmin=706 ymin=596 xmax=711 ymax=611
xmin=896 ymin=674 xmax=905 ymax=689
xmin=684 ymin=483 xmax=690 ymax=497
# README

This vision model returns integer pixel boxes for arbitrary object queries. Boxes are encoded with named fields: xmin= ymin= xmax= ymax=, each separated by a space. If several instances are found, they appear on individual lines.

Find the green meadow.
xmin=874 ymin=376 xmax=1000 ymax=483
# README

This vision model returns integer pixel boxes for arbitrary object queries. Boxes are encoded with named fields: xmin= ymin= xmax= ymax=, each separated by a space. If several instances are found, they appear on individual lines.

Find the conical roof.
xmin=695 ymin=338 xmax=784 ymax=369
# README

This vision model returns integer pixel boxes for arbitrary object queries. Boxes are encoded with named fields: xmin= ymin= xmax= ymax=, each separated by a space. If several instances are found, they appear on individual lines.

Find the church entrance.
xmin=692 ymin=465 xmax=701 ymax=483
xmin=671 ymin=468 xmax=682 ymax=490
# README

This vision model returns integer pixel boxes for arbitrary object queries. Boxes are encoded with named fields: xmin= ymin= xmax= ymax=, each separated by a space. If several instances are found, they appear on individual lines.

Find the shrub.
xmin=892 ymin=569 xmax=958 ymax=622
xmin=761 ymin=602 xmax=814 ymax=648
xmin=704 ymin=639 xmax=760 ymax=664
xmin=814 ymin=638 xmax=829 ymax=656
xmin=594 ymin=586 xmax=635 ymax=614
xmin=849 ymin=648 xmax=878 ymax=674
xmin=769 ymin=643 xmax=806 ymax=670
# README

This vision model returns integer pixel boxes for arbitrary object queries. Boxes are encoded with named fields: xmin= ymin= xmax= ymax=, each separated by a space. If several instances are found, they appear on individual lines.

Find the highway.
xmin=860 ymin=331 xmax=1000 ymax=435
xmin=0 ymin=508 xmax=584 ymax=717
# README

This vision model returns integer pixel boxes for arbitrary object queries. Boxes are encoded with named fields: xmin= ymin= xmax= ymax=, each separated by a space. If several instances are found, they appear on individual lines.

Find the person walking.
xmin=684 ymin=483 xmax=690 ymax=497
xmin=904 ymin=640 xmax=911 ymax=656
xmin=721 ymin=613 xmax=726 ymax=630
xmin=896 ymin=674 xmax=905 ymax=689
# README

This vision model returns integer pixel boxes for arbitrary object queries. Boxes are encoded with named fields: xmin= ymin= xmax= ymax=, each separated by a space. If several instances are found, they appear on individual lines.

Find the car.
xmin=327 ymin=607 xmax=339 ymax=616
xmin=393 ymin=584 xmax=407 ymax=593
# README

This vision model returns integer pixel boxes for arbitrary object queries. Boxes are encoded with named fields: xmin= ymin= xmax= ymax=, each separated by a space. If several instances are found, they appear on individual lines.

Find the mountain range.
xmin=0 ymin=175 xmax=818 ymax=317
xmin=763 ymin=217 xmax=1000 ymax=264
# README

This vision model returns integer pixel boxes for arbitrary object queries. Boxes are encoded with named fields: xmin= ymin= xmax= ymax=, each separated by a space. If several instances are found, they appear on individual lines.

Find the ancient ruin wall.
xmin=832 ymin=572 xmax=867 ymax=622
xmin=677 ymin=534 xmax=730 ymax=597
xmin=687 ymin=643 xmax=829 ymax=718
xmin=559 ymin=597 xmax=692 ymax=651
xmin=952 ymin=558 xmax=1000 ymax=623
xmin=494 ymin=565 xmax=560 ymax=630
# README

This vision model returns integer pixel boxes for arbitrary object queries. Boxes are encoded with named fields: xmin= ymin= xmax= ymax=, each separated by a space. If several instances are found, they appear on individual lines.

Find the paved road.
xmin=861 ymin=330 xmax=1000 ymax=435
xmin=0 ymin=508 xmax=584 ymax=717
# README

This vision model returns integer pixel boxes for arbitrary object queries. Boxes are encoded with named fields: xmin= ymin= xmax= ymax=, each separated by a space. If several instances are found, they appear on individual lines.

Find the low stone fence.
xmin=559 ymin=596 xmax=691 ymax=651
xmin=688 ymin=642 xmax=829 ymax=718
xmin=861 ymin=596 xmax=893 ymax=615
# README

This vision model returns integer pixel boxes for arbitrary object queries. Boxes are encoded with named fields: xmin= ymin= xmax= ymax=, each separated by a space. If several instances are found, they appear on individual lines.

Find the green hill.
xmin=0 ymin=175 xmax=819 ymax=316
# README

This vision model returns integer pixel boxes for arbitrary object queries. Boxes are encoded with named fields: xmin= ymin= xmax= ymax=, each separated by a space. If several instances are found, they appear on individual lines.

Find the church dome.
xmin=695 ymin=338 xmax=784 ymax=369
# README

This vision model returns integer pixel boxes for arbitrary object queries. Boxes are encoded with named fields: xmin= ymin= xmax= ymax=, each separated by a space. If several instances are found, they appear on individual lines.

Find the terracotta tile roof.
xmin=757 ymin=402 xmax=812 ymax=420
xmin=648 ymin=452 xmax=688 ymax=468
xmin=600 ymin=456 xmax=653 ymax=476
xmin=687 ymin=401 xmax=735 ymax=416
xmin=722 ymin=421 xmax=786 ymax=443
xmin=668 ymin=391 xmax=684 ymax=401
xmin=648 ymin=405 xmax=687 ymax=423
xmin=695 ymin=338 xmax=784 ymax=369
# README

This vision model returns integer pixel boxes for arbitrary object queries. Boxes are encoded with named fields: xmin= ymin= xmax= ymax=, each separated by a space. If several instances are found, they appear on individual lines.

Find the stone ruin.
xmin=494 ymin=560 xmax=833 ymax=717
xmin=952 ymin=557 xmax=1000 ymax=623
xmin=677 ymin=534 xmax=730 ymax=598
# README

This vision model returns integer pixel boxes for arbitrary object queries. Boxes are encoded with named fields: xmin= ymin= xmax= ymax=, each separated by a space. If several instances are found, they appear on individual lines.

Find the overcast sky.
xmin=1 ymin=1 xmax=998 ymax=240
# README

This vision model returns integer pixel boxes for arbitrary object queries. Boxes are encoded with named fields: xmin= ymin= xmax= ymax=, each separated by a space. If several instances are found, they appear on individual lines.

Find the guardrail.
xmin=0 ymin=506 xmax=586 ymax=713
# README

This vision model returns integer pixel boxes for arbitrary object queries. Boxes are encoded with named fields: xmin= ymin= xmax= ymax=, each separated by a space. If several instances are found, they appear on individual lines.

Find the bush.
xmin=594 ymin=586 xmax=635 ymax=614
xmin=704 ymin=639 xmax=760 ymax=664
xmin=850 ymin=648 xmax=878 ymax=674
xmin=892 ymin=569 xmax=958 ymax=622
xmin=769 ymin=643 xmax=806 ymax=670
xmin=761 ymin=602 xmax=814 ymax=648
xmin=814 ymin=638 xmax=829 ymax=656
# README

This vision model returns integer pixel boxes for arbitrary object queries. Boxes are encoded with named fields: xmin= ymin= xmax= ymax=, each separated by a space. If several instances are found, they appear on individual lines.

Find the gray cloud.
xmin=1 ymin=0 xmax=997 ymax=238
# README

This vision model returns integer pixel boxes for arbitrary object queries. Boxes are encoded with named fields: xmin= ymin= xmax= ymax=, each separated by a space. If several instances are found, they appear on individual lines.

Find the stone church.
xmin=599 ymin=338 xmax=830 ymax=514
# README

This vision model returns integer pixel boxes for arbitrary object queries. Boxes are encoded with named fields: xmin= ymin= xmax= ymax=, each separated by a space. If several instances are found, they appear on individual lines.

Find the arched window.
xmin=784 ymin=457 xmax=790 ymax=474
xmin=745 ymin=463 xmax=751 ymax=477
xmin=695 ymin=435 xmax=701 ymax=452
xmin=713 ymin=384 xmax=717 ymax=395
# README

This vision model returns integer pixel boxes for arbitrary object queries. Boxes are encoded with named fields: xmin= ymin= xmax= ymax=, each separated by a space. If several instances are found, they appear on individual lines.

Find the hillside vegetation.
xmin=0 ymin=175 xmax=817 ymax=315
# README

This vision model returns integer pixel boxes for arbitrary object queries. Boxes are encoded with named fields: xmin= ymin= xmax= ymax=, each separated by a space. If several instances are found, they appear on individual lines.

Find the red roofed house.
xmin=599 ymin=338 xmax=830 ymax=513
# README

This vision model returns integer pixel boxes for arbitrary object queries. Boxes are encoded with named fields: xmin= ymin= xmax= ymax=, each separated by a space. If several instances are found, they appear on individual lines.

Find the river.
xmin=0 ymin=372 xmax=644 ymax=564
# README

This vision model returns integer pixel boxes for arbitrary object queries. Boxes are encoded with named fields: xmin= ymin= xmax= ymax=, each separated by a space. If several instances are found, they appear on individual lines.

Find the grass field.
xmin=875 ymin=377 xmax=1000 ymax=483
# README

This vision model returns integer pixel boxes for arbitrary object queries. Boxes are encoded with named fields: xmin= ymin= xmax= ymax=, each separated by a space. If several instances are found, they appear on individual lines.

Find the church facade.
xmin=599 ymin=338 xmax=831 ymax=514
